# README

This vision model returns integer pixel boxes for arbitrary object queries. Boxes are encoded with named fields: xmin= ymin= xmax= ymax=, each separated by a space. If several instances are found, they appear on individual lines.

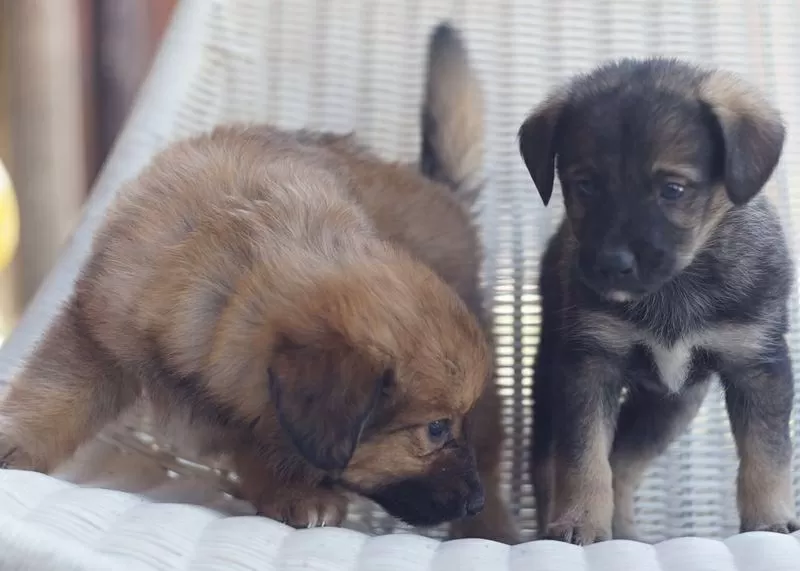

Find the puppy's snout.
xmin=363 ymin=446 xmax=484 ymax=526
xmin=597 ymin=247 xmax=637 ymax=278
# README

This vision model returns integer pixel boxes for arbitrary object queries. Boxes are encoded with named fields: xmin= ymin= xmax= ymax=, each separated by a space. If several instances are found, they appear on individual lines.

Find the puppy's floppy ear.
xmin=268 ymin=335 xmax=390 ymax=472
xmin=699 ymin=70 xmax=785 ymax=206
xmin=518 ymin=91 xmax=568 ymax=206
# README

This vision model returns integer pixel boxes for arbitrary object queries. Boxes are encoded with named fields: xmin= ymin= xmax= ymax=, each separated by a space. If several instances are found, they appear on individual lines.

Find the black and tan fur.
xmin=0 ymin=23 xmax=516 ymax=542
xmin=519 ymin=58 xmax=796 ymax=544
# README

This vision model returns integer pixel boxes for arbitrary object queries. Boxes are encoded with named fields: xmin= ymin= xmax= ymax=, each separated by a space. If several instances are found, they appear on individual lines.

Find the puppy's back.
xmin=80 ymin=22 xmax=490 ymax=366
xmin=79 ymin=128 xmax=375 ymax=365
xmin=310 ymin=22 xmax=487 ymax=316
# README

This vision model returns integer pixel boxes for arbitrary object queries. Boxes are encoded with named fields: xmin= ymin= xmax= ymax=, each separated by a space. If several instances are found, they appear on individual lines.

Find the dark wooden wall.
xmin=82 ymin=0 xmax=178 ymax=183
xmin=0 ymin=0 xmax=177 ymax=321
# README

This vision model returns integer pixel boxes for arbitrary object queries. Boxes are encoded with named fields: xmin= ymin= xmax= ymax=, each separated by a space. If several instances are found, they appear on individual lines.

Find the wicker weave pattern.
xmin=3 ymin=469 xmax=800 ymax=571
xmin=2 ymin=0 xmax=800 ymax=545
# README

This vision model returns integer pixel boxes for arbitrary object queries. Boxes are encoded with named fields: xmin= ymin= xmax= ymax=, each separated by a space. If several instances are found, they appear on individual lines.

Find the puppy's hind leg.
xmin=610 ymin=379 xmax=711 ymax=541
xmin=0 ymin=303 xmax=138 ymax=473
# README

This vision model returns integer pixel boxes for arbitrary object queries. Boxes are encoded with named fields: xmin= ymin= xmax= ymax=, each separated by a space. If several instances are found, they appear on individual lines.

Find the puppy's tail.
xmin=420 ymin=22 xmax=485 ymax=210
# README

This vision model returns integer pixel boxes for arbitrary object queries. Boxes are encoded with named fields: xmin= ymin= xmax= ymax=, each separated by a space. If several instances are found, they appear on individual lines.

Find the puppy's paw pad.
xmin=546 ymin=521 xmax=610 ymax=545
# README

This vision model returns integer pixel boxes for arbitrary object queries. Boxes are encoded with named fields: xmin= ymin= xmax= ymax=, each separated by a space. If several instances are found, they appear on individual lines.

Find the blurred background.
xmin=0 ymin=0 xmax=177 ymax=341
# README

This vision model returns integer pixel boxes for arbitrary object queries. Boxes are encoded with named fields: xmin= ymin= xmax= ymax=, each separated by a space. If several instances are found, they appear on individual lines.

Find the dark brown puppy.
xmin=519 ymin=58 xmax=796 ymax=544
xmin=0 ymin=23 xmax=516 ymax=542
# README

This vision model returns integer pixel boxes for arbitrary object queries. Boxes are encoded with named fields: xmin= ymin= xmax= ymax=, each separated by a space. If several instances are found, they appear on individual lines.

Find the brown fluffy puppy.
xmin=520 ymin=58 xmax=795 ymax=544
xmin=0 ymin=125 xmax=488 ymax=529
xmin=0 ymin=23 xmax=516 ymax=542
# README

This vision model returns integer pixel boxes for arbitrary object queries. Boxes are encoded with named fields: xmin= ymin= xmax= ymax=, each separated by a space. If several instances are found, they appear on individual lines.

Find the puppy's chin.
xmin=606 ymin=290 xmax=639 ymax=304
xmin=596 ymin=284 xmax=659 ymax=305
xmin=366 ymin=476 xmax=485 ymax=527
xmin=575 ymin=270 xmax=648 ymax=304
xmin=576 ymin=265 xmax=676 ymax=304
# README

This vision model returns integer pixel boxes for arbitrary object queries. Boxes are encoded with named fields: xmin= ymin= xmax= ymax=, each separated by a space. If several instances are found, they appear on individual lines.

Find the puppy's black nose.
xmin=465 ymin=489 xmax=485 ymax=516
xmin=597 ymin=248 xmax=636 ymax=277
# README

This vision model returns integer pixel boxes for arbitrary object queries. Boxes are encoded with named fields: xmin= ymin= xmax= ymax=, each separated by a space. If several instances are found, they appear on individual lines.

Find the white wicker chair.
xmin=1 ymin=0 xmax=800 ymax=568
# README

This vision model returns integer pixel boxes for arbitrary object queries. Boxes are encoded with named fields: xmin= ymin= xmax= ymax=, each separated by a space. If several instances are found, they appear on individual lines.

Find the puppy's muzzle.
xmin=596 ymin=247 xmax=637 ymax=279
xmin=365 ymin=447 xmax=484 ymax=526
xmin=368 ymin=473 xmax=484 ymax=526
xmin=579 ymin=245 xmax=649 ymax=298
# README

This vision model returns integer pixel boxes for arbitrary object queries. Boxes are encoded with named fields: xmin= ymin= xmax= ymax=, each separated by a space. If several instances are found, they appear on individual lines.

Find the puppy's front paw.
xmin=547 ymin=472 xmax=613 ymax=545
xmin=257 ymin=487 xmax=349 ymax=528
xmin=741 ymin=519 xmax=800 ymax=534
xmin=546 ymin=518 xmax=611 ymax=545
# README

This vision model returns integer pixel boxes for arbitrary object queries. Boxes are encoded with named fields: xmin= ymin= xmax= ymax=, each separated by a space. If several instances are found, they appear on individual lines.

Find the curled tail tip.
xmin=429 ymin=21 xmax=466 ymax=58
xmin=426 ymin=21 xmax=472 ymax=82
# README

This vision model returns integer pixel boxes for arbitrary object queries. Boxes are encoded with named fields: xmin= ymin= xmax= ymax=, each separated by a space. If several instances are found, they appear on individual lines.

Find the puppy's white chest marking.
xmin=642 ymin=322 xmax=773 ymax=393
xmin=645 ymin=338 xmax=695 ymax=393
xmin=578 ymin=311 xmax=772 ymax=393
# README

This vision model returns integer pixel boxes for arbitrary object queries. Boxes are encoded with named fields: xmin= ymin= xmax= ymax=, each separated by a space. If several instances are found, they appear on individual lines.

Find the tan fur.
xmin=697 ymin=70 xmax=782 ymax=128
xmin=0 ymin=124 xmax=508 ymax=536
xmin=550 ymin=399 xmax=614 ymax=544
xmin=420 ymin=23 xmax=485 ymax=210
xmin=737 ymin=430 xmax=796 ymax=533
xmin=650 ymin=162 xmax=703 ymax=184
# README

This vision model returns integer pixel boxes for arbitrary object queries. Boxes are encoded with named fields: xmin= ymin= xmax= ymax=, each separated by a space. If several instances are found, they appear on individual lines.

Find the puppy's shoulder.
xmin=710 ymin=195 xmax=793 ymax=294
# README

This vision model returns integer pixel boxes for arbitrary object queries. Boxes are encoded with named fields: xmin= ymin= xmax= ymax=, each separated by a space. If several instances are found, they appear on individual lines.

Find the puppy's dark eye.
xmin=427 ymin=419 xmax=451 ymax=443
xmin=660 ymin=182 xmax=685 ymax=200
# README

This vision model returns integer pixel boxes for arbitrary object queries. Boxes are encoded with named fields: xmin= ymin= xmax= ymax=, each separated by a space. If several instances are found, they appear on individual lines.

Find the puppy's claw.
xmin=743 ymin=519 xmax=800 ymax=534
xmin=0 ymin=447 xmax=17 ymax=469
xmin=255 ymin=488 xmax=348 ymax=529
xmin=0 ymin=436 xmax=38 ymax=471
xmin=546 ymin=522 xmax=610 ymax=545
